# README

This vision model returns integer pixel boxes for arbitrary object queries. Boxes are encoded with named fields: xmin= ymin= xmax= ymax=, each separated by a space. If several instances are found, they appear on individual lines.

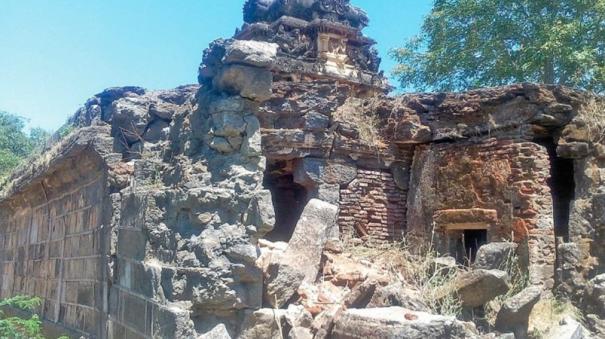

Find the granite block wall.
xmin=0 ymin=151 xmax=108 ymax=337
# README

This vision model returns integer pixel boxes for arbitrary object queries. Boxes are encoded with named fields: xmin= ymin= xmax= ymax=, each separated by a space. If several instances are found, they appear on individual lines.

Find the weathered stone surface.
xmin=245 ymin=189 xmax=276 ymax=237
xmin=213 ymin=64 xmax=273 ymax=101
xmin=558 ymin=142 xmax=591 ymax=159
xmin=239 ymin=305 xmax=312 ymax=339
xmin=495 ymin=286 xmax=541 ymax=338
xmin=199 ymin=323 xmax=232 ymax=339
xmin=264 ymin=261 xmax=305 ymax=308
xmin=366 ymin=283 xmax=429 ymax=312
xmin=331 ymin=307 xmax=477 ymax=339
xmin=281 ymin=199 xmax=339 ymax=282
xmin=289 ymin=327 xmax=313 ymax=339
xmin=223 ymin=39 xmax=278 ymax=68
xmin=293 ymin=158 xmax=358 ymax=187
xmin=239 ymin=309 xmax=285 ymax=339
xmin=545 ymin=316 xmax=589 ymax=339
xmin=451 ymin=269 xmax=510 ymax=307
xmin=475 ymin=242 xmax=518 ymax=270
xmin=583 ymin=274 xmax=605 ymax=318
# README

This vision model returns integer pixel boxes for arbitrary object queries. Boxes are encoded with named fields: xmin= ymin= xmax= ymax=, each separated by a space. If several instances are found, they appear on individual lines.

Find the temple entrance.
xmin=263 ymin=160 xmax=309 ymax=242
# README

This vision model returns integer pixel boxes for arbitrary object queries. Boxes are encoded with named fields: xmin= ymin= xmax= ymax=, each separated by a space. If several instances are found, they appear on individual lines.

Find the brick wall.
xmin=409 ymin=139 xmax=553 ymax=240
xmin=0 ymin=152 xmax=107 ymax=337
xmin=338 ymin=169 xmax=407 ymax=240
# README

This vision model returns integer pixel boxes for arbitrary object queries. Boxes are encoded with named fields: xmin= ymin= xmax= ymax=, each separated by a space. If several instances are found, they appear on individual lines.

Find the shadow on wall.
xmin=535 ymin=137 xmax=576 ymax=241
xmin=263 ymin=160 xmax=309 ymax=242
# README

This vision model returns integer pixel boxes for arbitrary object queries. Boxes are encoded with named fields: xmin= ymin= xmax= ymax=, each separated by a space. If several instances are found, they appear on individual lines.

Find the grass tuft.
xmin=333 ymin=98 xmax=386 ymax=148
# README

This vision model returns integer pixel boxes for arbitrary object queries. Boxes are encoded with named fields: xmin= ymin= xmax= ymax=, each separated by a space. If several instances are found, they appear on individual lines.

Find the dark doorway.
xmin=536 ymin=138 xmax=576 ymax=241
xmin=263 ymin=161 xmax=309 ymax=242
xmin=463 ymin=229 xmax=487 ymax=264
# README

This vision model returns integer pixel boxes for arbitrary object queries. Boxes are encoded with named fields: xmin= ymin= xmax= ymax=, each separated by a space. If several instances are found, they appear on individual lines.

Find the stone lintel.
xmin=433 ymin=208 xmax=498 ymax=231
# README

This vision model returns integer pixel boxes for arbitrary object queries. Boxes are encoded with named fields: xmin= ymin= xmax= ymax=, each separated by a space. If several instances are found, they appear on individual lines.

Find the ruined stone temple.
xmin=0 ymin=0 xmax=604 ymax=338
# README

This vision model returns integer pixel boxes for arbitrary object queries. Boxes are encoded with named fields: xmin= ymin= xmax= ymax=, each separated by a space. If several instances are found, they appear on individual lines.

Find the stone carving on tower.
xmin=234 ymin=0 xmax=387 ymax=90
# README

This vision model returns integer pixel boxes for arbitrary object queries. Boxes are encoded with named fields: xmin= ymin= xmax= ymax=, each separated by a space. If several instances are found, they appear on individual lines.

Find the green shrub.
xmin=0 ymin=295 xmax=44 ymax=339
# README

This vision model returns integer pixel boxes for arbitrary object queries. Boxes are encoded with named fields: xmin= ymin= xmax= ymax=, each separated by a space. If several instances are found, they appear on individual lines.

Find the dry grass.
xmin=333 ymin=98 xmax=386 ymax=148
xmin=580 ymin=97 xmax=605 ymax=144
xmin=341 ymin=231 xmax=462 ymax=317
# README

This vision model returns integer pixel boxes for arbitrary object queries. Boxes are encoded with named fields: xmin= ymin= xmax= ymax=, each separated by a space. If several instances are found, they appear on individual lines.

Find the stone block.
xmin=239 ymin=308 xmax=286 ymax=339
xmin=212 ymin=112 xmax=247 ymax=137
xmin=122 ymin=293 xmax=148 ymax=335
xmin=223 ymin=40 xmax=278 ymax=68
xmin=200 ymin=323 xmax=232 ymax=339
xmin=152 ymin=304 xmax=193 ymax=339
xmin=294 ymin=158 xmax=357 ymax=187
xmin=283 ymin=199 xmax=338 ymax=281
xmin=474 ymin=242 xmax=518 ymax=270
xmin=304 ymin=111 xmax=330 ymax=131
xmin=213 ymin=64 xmax=273 ymax=102
xmin=451 ymin=269 xmax=510 ymax=307
xmin=244 ymin=189 xmax=276 ymax=237
xmin=241 ymin=115 xmax=263 ymax=157
xmin=117 ymin=229 xmax=147 ymax=261
xmin=331 ymin=307 xmax=477 ymax=339
xmin=495 ymin=286 xmax=541 ymax=338
xmin=557 ymin=142 xmax=591 ymax=159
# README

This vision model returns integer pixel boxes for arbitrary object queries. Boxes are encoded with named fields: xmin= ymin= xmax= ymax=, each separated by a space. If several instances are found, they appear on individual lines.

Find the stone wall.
xmin=0 ymin=151 xmax=108 ymax=337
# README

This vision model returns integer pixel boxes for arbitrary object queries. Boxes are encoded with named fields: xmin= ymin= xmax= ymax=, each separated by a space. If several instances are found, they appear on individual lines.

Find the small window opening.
xmin=263 ymin=161 xmax=309 ymax=242
xmin=536 ymin=138 xmax=576 ymax=241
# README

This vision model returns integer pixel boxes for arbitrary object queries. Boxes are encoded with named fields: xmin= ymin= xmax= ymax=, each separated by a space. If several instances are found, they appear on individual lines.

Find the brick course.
xmin=338 ymin=169 xmax=407 ymax=240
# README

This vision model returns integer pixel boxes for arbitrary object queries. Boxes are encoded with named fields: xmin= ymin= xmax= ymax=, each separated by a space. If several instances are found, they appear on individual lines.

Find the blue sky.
xmin=0 ymin=0 xmax=432 ymax=131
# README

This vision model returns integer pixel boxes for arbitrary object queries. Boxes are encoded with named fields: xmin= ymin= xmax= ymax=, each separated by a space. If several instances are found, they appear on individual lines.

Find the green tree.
xmin=0 ymin=111 xmax=50 ymax=177
xmin=392 ymin=0 xmax=605 ymax=92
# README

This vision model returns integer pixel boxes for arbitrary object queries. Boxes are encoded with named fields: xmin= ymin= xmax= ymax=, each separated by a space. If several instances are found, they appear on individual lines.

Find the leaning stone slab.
xmin=264 ymin=199 xmax=338 ymax=308
xmin=452 ymin=269 xmax=510 ymax=307
xmin=331 ymin=307 xmax=477 ymax=339
xmin=283 ymin=199 xmax=339 ymax=281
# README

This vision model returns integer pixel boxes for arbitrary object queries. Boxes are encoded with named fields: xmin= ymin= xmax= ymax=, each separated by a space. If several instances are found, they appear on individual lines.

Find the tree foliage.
xmin=0 ymin=111 xmax=50 ymax=178
xmin=392 ymin=0 xmax=605 ymax=92
xmin=0 ymin=296 xmax=44 ymax=339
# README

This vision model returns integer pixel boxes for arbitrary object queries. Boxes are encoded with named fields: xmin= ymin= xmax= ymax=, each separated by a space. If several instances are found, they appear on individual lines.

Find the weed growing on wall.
xmin=580 ymin=98 xmax=605 ymax=144
xmin=333 ymin=98 xmax=385 ymax=149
